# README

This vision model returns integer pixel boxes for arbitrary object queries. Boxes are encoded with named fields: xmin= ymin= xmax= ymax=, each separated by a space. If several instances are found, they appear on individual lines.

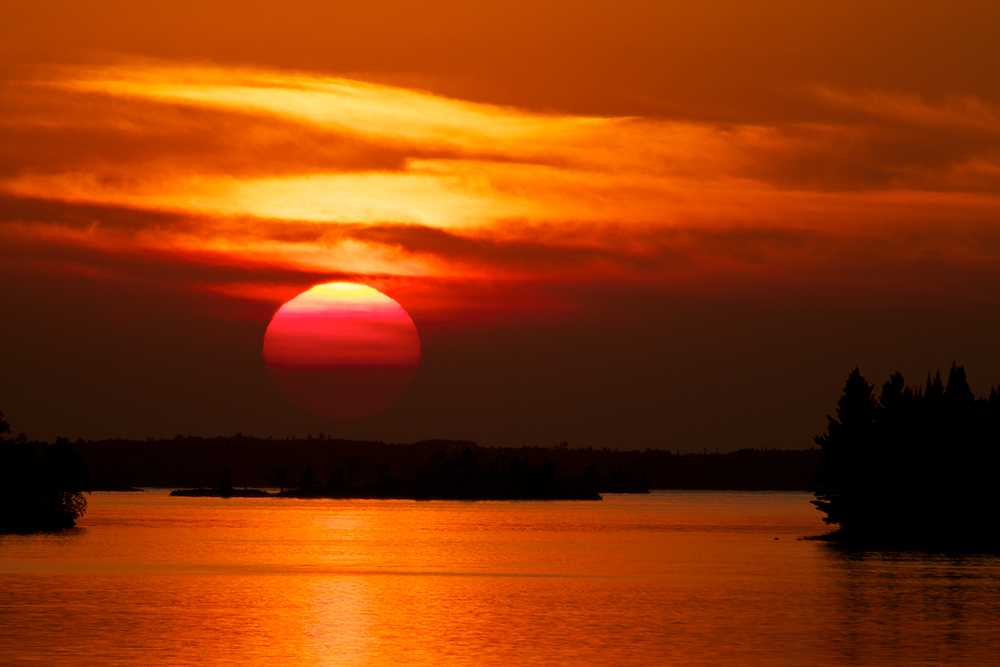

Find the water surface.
xmin=1 ymin=491 xmax=998 ymax=666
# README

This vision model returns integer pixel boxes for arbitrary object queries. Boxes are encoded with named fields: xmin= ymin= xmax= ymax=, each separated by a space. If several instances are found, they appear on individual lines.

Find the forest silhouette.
xmin=0 ymin=411 xmax=89 ymax=532
xmin=813 ymin=364 xmax=1000 ymax=550
xmin=1 ymin=410 xmax=819 ymax=512
xmin=74 ymin=437 xmax=816 ymax=498
xmin=261 ymin=447 xmax=606 ymax=501
xmin=7 ymin=359 xmax=999 ymax=537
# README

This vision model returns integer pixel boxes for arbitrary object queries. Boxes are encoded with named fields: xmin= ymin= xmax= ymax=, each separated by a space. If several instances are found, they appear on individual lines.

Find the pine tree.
xmin=812 ymin=369 xmax=876 ymax=533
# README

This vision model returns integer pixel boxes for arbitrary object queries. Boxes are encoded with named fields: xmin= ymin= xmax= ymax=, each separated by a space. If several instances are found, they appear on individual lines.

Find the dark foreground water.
xmin=1 ymin=491 xmax=998 ymax=666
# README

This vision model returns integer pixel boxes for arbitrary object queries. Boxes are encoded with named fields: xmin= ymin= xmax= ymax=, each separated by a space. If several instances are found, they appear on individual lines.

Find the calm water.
xmin=1 ymin=491 xmax=999 ymax=666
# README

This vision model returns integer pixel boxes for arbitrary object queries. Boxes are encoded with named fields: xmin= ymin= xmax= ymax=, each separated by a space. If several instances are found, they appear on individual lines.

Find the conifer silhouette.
xmin=813 ymin=366 xmax=1000 ymax=549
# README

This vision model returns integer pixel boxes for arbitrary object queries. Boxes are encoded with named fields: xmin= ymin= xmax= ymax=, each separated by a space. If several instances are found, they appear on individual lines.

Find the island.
xmin=170 ymin=453 xmax=604 ymax=501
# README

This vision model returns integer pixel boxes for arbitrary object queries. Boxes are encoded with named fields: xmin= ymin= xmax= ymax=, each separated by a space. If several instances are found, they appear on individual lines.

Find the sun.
xmin=262 ymin=283 xmax=421 ymax=418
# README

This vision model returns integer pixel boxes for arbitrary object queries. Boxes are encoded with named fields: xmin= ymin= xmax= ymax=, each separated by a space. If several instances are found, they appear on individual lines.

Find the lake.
xmin=1 ymin=491 xmax=998 ymax=666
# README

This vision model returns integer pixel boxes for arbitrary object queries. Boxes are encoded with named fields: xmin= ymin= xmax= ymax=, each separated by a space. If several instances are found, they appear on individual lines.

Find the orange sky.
xmin=1 ymin=1 xmax=999 ymax=448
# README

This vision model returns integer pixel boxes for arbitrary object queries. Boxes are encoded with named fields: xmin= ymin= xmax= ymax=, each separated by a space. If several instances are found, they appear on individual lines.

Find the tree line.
xmin=70 ymin=436 xmax=818 ymax=493
xmin=813 ymin=364 xmax=1000 ymax=549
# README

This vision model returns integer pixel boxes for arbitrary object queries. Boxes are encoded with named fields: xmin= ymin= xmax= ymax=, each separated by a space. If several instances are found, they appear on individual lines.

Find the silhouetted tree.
xmin=813 ymin=366 xmax=1000 ymax=549
xmin=327 ymin=468 xmax=345 ymax=494
xmin=812 ymin=369 xmax=876 ymax=531
xmin=0 ymin=413 xmax=89 ymax=532
xmin=268 ymin=466 xmax=290 ymax=492
xmin=219 ymin=468 xmax=234 ymax=493
xmin=298 ymin=464 xmax=319 ymax=489
xmin=342 ymin=455 xmax=359 ymax=489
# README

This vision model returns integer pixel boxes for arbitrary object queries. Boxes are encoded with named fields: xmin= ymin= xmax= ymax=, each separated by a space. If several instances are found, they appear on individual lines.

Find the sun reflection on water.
xmin=1 ymin=492 xmax=999 ymax=666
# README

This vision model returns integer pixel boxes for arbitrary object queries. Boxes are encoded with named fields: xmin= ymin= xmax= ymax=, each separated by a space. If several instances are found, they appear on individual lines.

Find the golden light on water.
xmin=8 ymin=491 xmax=1000 ymax=666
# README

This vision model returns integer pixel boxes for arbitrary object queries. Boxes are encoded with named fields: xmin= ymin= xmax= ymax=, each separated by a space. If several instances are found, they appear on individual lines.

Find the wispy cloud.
xmin=813 ymin=86 xmax=1000 ymax=134
xmin=3 ymin=61 xmax=1000 ymax=319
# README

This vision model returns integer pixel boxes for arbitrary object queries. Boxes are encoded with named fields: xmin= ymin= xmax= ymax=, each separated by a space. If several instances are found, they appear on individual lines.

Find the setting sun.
xmin=263 ymin=283 xmax=421 ymax=418
xmin=3 ymin=2 xmax=1000 ymax=666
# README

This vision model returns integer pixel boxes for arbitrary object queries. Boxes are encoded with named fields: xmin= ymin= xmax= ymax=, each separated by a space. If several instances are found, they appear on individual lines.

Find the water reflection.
xmin=823 ymin=546 xmax=1000 ymax=666
xmin=305 ymin=578 xmax=375 ymax=667
xmin=1 ymin=492 xmax=999 ymax=666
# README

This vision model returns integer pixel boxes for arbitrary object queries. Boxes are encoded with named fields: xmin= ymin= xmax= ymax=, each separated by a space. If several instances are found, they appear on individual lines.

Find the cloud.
xmin=3 ymin=61 xmax=1000 ymax=320
xmin=813 ymin=86 xmax=1000 ymax=134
